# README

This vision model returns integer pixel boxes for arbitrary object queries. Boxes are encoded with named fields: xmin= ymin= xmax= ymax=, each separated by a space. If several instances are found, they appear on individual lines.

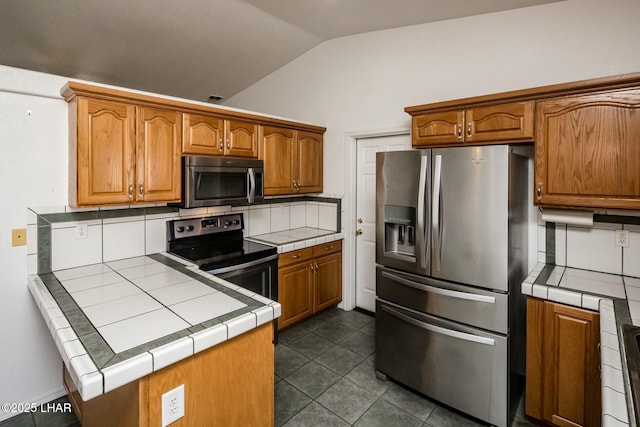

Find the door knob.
xmin=355 ymin=229 xmax=363 ymax=235
xmin=357 ymin=218 xmax=363 ymax=224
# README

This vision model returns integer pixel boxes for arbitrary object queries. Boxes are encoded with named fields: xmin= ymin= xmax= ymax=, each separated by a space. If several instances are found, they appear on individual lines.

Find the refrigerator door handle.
xmin=432 ymin=154 xmax=443 ymax=271
xmin=380 ymin=270 xmax=496 ymax=304
xmin=417 ymin=155 xmax=429 ymax=269
xmin=380 ymin=304 xmax=495 ymax=346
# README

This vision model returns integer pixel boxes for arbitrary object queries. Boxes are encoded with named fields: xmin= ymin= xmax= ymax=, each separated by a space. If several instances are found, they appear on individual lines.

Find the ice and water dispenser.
xmin=383 ymin=205 xmax=416 ymax=258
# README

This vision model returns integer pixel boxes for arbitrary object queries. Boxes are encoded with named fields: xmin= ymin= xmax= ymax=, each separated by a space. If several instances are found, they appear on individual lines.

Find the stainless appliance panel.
xmin=431 ymin=145 xmax=509 ymax=291
xmin=375 ymin=150 xmax=430 ymax=276
xmin=376 ymin=299 xmax=508 ymax=427
xmin=182 ymin=156 xmax=264 ymax=207
xmin=376 ymin=266 xmax=508 ymax=333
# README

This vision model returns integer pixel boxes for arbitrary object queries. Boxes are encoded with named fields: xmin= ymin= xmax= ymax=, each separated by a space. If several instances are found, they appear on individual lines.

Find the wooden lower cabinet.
xmin=278 ymin=240 xmax=342 ymax=329
xmin=526 ymin=297 xmax=601 ymax=427
xmin=64 ymin=323 xmax=274 ymax=427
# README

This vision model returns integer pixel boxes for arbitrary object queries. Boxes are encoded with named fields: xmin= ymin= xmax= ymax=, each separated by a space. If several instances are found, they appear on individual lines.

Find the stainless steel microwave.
xmin=182 ymin=156 xmax=264 ymax=208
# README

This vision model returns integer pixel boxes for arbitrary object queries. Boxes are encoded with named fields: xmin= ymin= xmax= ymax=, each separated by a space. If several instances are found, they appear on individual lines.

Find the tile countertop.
xmin=521 ymin=264 xmax=639 ymax=427
xmin=246 ymin=227 xmax=344 ymax=252
xmin=28 ymin=253 xmax=281 ymax=402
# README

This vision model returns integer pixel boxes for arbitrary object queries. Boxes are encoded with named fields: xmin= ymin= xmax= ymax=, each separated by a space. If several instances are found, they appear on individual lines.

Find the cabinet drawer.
xmin=278 ymin=247 xmax=313 ymax=267
xmin=313 ymin=240 xmax=342 ymax=257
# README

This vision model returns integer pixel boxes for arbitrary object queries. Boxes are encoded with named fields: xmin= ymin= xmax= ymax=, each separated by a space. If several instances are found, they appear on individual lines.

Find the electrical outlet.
xmin=75 ymin=224 xmax=88 ymax=239
xmin=162 ymin=384 xmax=185 ymax=426
xmin=615 ymin=229 xmax=630 ymax=248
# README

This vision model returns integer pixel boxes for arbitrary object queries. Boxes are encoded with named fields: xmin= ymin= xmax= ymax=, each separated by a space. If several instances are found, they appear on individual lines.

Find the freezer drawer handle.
xmin=381 ymin=271 xmax=495 ymax=304
xmin=381 ymin=304 xmax=495 ymax=346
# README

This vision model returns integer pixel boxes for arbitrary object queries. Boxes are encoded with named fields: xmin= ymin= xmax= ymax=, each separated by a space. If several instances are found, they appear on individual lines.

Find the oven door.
xmin=208 ymin=254 xmax=278 ymax=300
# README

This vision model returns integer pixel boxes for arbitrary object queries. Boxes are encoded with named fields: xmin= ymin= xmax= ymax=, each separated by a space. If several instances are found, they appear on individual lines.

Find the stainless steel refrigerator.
xmin=375 ymin=145 xmax=528 ymax=427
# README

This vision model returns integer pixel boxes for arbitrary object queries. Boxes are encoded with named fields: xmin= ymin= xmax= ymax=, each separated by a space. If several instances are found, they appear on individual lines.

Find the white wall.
xmin=225 ymin=0 xmax=640 ymax=196
xmin=2 ymin=0 xmax=640 ymax=415
xmin=0 ymin=67 xmax=70 ymax=419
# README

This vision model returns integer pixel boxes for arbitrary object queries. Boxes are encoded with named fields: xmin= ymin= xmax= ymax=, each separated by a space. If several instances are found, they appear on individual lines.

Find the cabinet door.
xmin=412 ymin=111 xmax=463 ymax=147
xmin=182 ymin=113 xmax=224 ymax=155
xmin=535 ymin=89 xmax=640 ymax=209
xmin=75 ymin=98 xmax=136 ymax=206
xmin=278 ymin=262 xmax=313 ymax=329
xmin=296 ymin=131 xmax=323 ymax=194
xmin=226 ymin=119 xmax=258 ymax=158
xmin=526 ymin=298 xmax=600 ymax=427
xmin=136 ymin=106 xmax=182 ymax=202
xmin=466 ymin=101 xmax=534 ymax=143
xmin=314 ymin=251 xmax=342 ymax=312
xmin=260 ymin=126 xmax=295 ymax=195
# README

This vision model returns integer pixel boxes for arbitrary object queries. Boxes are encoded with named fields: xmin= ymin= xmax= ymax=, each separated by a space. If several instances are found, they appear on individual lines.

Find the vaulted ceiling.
xmin=0 ymin=0 xmax=561 ymax=102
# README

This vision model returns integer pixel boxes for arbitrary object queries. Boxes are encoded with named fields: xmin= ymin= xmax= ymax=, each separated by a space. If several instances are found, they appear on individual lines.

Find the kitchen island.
xmin=28 ymin=253 xmax=280 ymax=426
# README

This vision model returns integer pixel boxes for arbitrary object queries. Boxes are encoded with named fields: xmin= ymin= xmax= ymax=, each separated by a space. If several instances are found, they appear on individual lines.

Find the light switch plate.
xmin=12 ymin=228 xmax=27 ymax=247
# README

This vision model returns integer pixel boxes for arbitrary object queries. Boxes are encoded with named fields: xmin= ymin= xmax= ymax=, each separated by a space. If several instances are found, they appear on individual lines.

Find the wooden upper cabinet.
xmin=535 ymin=88 xmax=640 ymax=209
xmin=183 ymin=113 xmax=224 ymax=155
xmin=182 ymin=114 xmax=257 ymax=158
xmin=296 ymin=130 xmax=323 ymax=193
xmin=410 ymin=101 xmax=534 ymax=147
xmin=136 ymin=106 xmax=182 ymax=203
xmin=260 ymin=126 xmax=323 ymax=196
xmin=261 ymin=126 xmax=296 ymax=195
xmin=466 ymin=102 xmax=534 ymax=143
xmin=71 ymin=97 xmax=181 ymax=206
xmin=226 ymin=119 xmax=258 ymax=158
xmin=74 ymin=97 xmax=136 ymax=206
xmin=413 ymin=111 xmax=463 ymax=146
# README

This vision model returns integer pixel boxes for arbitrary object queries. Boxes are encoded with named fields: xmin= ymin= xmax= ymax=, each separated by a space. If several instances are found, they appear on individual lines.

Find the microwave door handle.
xmin=248 ymin=167 xmax=256 ymax=204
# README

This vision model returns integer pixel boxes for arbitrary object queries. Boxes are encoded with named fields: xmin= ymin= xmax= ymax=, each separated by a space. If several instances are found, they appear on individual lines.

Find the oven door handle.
xmin=207 ymin=253 xmax=278 ymax=275
xmin=381 ymin=304 xmax=495 ymax=346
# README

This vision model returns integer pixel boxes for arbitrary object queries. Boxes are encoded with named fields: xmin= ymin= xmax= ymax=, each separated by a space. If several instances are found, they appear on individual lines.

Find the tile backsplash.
xmin=30 ymin=198 xmax=341 ymax=274
xmin=542 ymin=213 xmax=640 ymax=278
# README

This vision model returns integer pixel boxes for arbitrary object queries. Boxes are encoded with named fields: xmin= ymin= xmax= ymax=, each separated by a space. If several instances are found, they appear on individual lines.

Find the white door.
xmin=355 ymin=134 xmax=411 ymax=312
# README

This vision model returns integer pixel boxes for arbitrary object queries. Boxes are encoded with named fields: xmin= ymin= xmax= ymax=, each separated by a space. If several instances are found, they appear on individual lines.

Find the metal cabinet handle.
xmin=325 ymin=245 xmax=334 ymax=250
xmin=219 ymin=138 xmax=223 ymax=151
xmin=456 ymin=124 xmax=463 ymax=139
xmin=536 ymin=183 xmax=542 ymax=201
xmin=291 ymin=254 xmax=301 ymax=259
xmin=139 ymin=183 xmax=144 ymax=197
xmin=309 ymin=264 xmax=314 ymax=274
xmin=128 ymin=183 xmax=133 ymax=198
xmin=315 ymin=263 xmax=319 ymax=271
xmin=467 ymin=122 xmax=473 ymax=137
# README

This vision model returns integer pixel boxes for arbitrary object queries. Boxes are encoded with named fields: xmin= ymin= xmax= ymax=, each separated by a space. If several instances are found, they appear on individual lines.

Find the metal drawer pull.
xmin=325 ymin=245 xmax=334 ymax=250
xmin=291 ymin=254 xmax=301 ymax=259
xmin=382 ymin=304 xmax=495 ymax=346
xmin=381 ymin=271 xmax=495 ymax=304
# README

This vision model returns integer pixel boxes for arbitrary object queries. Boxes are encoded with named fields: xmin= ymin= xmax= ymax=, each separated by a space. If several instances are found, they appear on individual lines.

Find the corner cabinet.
xmin=182 ymin=112 xmax=258 ymax=158
xmin=408 ymin=101 xmax=534 ymax=147
xmin=535 ymin=88 xmax=640 ymax=210
xmin=278 ymin=240 xmax=342 ymax=329
xmin=526 ymin=297 xmax=601 ymax=427
xmin=260 ymin=126 xmax=323 ymax=195
xmin=70 ymin=97 xmax=181 ymax=206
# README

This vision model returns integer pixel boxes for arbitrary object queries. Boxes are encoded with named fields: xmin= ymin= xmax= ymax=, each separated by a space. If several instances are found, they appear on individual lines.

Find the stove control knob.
xmin=176 ymin=226 xmax=185 ymax=233
xmin=186 ymin=225 xmax=195 ymax=231
xmin=224 ymin=220 xmax=232 ymax=227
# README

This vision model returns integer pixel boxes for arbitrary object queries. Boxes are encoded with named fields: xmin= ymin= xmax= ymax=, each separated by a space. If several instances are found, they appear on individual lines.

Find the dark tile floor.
xmin=275 ymin=307 xmax=539 ymax=427
xmin=1 ymin=307 xmax=540 ymax=427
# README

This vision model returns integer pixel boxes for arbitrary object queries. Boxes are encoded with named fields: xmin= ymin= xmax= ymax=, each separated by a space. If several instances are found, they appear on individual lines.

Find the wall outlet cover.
xmin=162 ymin=384 xmax=185 ymax=426
xmin=12 ymin=228 xmax=27 ymax=247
